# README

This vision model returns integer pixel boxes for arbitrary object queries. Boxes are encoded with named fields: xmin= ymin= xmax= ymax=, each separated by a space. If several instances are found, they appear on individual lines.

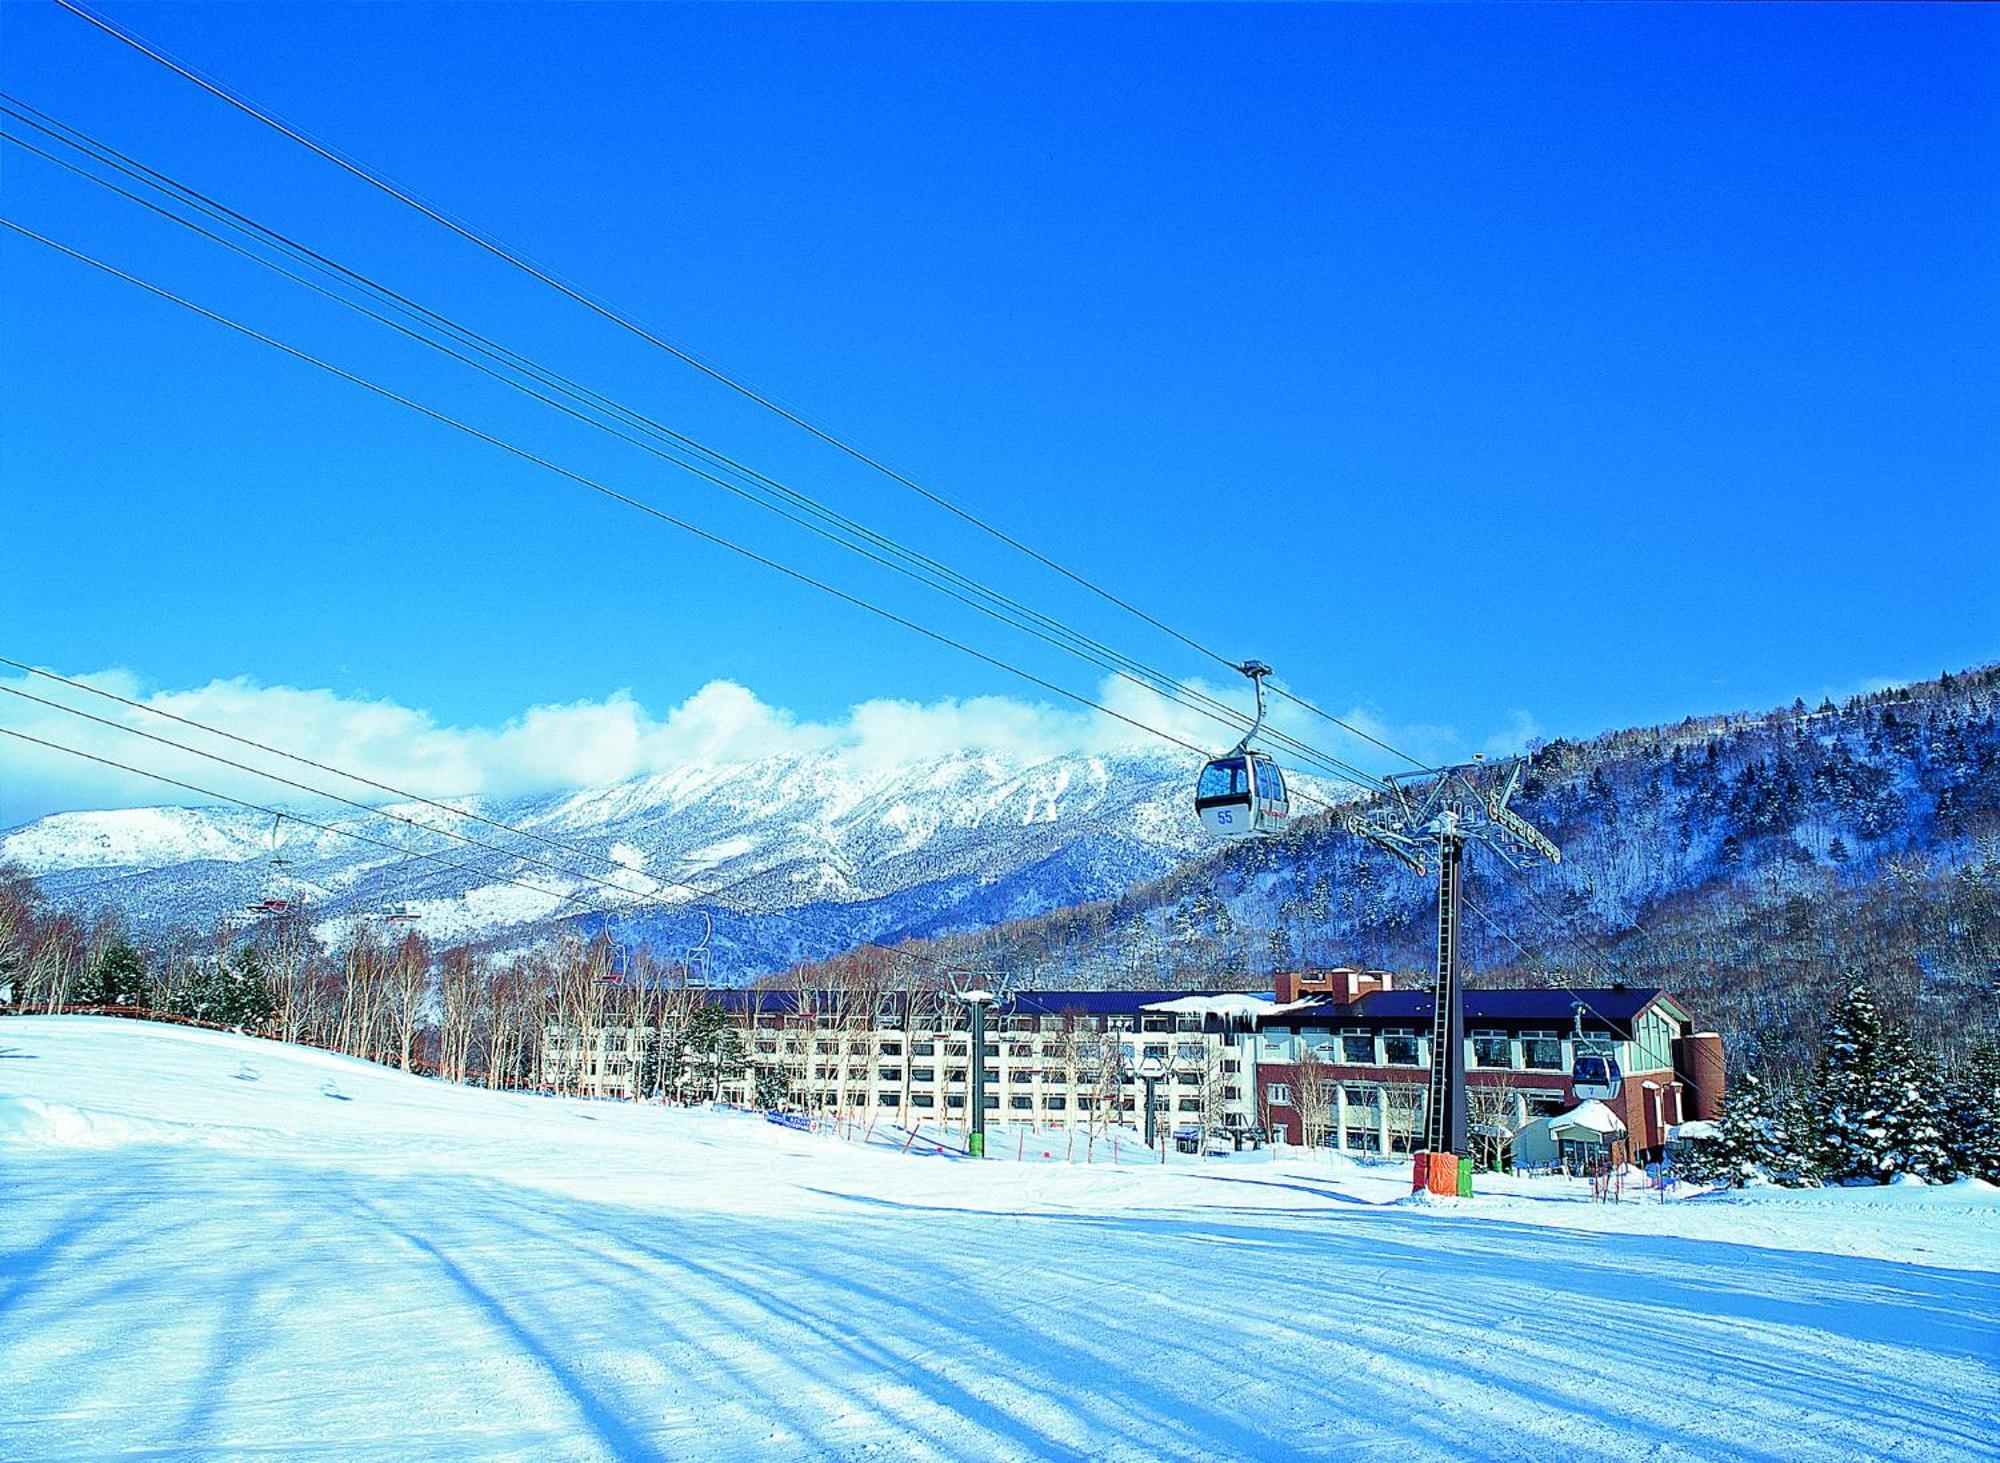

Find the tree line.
xmin=0 ymin=865 xmax=743 ymax=1099
xmin=1677 ymin=983 xmax=2000 ymax=1187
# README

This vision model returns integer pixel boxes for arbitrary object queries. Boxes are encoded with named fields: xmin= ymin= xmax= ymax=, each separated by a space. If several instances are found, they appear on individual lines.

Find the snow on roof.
xmin=1669 ymin=1121 xmax=1721 ymax=1142
xmin=1547 ymin=1100 xmax=1629 ymax=1137
xmin=1138 ymin=994 xmax=1285 ymax=1022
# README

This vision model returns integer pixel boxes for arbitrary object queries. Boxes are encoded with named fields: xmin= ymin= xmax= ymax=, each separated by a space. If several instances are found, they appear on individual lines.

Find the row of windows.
xmin=1270 ymin=1029 xmax=1581 ymax=1072
xmin=781 ymin=1064 xmax=1231 ymax=1089
xmin=750 ymin=1092 xmax=1231 ymax=1112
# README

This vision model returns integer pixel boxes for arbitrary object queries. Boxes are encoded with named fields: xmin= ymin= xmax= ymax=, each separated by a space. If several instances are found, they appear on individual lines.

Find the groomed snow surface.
xmin=2 ymin=1019 xmax=1995 ymax=1462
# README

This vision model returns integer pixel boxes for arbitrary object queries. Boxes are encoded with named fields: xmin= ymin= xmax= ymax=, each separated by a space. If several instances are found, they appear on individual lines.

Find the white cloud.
xmin=1482 ymin=709 xmax=1546 ymax=758
xmin=0 ymin=662 xmax=1512 ymax=828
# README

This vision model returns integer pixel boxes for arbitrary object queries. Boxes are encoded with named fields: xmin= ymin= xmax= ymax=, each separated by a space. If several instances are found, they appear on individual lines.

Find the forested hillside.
xmin=874 ymin=668 xmax=2000 ymax=1075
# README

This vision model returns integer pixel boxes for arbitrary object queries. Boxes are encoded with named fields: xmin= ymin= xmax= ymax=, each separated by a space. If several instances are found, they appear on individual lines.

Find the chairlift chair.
xmin=244 ymin=812 xmax=296 ymax=915
xmin=1194 ymin=661 xmax=1290 ymax=839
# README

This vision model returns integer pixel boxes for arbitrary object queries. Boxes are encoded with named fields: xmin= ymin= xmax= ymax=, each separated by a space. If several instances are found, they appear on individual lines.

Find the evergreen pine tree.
xmin=1815 ymin=984 xmax=1939 ymax=1184
xmin=167 ymin=957 xmax=227 ymax=1023
xmin=1942 ymin=1036 xmax=2000 ymax=1184
xmin=219 ymin=945 xmax=274 ymax=1030
xmin=1768 ymin=1076 xmax=1826 ymax=1187
xmin=1883 ymin=1031 xmax=1951 ymax=1182
xmin=1686 ymin=1073 xmax=1769 ymax=1187
xmin=86 ymin=939 xmax=147 ymax=1007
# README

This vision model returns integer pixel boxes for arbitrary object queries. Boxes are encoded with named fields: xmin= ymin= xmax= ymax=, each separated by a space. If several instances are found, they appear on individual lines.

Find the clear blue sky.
xmin=2 ymin=2 xmax=1995 ymax=775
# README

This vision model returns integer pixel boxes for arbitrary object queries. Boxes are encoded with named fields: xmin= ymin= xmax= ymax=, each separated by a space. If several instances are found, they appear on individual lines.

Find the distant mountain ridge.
xmin=858 ymin=667 xmax=2000 ymax=1074
xmin=0 ymin=747 xmax=1244 ymax=973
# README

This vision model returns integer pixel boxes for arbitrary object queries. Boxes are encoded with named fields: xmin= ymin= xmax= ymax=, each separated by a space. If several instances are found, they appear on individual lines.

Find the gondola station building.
xmin=543 ymin=967 xmax=1722 ymax=1165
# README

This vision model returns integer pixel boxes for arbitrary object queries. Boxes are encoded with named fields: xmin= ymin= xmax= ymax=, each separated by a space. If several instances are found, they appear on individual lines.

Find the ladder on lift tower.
xmin=1423 ymin=838 xmax=1461 ymax=1156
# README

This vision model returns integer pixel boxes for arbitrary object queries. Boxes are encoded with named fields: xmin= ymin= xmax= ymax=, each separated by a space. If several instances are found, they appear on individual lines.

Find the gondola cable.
xmin=0 ymin=112 xmax=1387 ymax=795
xmin=44 ymin=1 xmax=1434 ymax=778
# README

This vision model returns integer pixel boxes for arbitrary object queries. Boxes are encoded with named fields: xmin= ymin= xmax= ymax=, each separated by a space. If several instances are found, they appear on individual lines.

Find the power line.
xmin=0 ymin=659 xmax=979 ymax=963
xmin=0 ymin=681 xmax=670 ymax=904
xmin=0 ymin=215 xmax=1235 ymax=771
xmin=48 ymin=0 xmax=1434 ymax=777
xmin=0 ymin=725 xmax=580 ymax=906
xmin=0 ymin=713 xmax=980 ymax=977
xmin=0 ymin=102 xmax=1391 ymax=795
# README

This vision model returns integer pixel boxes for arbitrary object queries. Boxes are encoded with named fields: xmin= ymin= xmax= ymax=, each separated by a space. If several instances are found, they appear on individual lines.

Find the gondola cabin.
xmin=1195 ymin=753 xmax=1289 ymax=838
xmin=1572 ymin=1051 xmax=1623 ymax=1101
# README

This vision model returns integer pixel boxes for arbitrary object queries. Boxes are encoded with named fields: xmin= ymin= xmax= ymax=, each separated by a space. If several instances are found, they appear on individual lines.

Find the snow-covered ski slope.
xmin=2 ymin=1019 xmax=1994 ymax=1462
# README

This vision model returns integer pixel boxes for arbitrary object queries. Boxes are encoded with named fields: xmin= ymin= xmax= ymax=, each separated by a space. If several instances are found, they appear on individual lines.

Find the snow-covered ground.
xmin=2 ymin=1018 xmax=1994 ymax=1461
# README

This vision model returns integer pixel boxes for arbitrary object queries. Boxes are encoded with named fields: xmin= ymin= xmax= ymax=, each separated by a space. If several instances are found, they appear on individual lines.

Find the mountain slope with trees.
xmin=877 ymin=667 xmax=2000 ymax=1077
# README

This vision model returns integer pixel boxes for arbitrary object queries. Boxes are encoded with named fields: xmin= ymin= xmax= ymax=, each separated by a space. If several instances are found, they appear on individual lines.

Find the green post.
xmin=1457 ymin=1155 xmax=1474 ymax=1198
xmin=969 ymin=1131 xmax=984 ymax=1158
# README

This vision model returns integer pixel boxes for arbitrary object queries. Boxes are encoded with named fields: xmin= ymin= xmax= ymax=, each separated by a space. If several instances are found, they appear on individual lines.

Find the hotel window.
xmin=879 ymin=1068 xmax=902 ymax=1083
xmin=1010 ymin=1095 xmax=1033 ymax=1110
xmin=1345 ymin=1129 xmax=1382 ymax=1153
xmin=983 ymin=1095 xmax=999 ymax=1110
xmin=947 ymin=1044 xmax=968 ymax=1058
xmin=879 ymin=1041 xmax=902 ymax=1057
xmin=1266 ymin=1083 xmax=1294 ymax=1105
xmin=1106 ymin=1016 xmax=1134 ymax=1032
xmin=1077 ymin=1095 xmax=1096 ymax=1110
xmin=1009 ymin=1043 xmax=1032 ymax=1058
xmin=910 ymin=1093 xmax=935 ymax=1109
xmin=1177 ymin=1042 xmax=1206 ymax=1059
xmin=1472 ymin=1030 xmax=1513 ymax=1068
xmin=1143 ymin=1044 xmax=1169 ymax=1060
xmin=1382 ymin=1030 xmax=1420 ymax=1066
xmin=1222 ymin=1059 xmax=1240 ymax=1074
xmin=1341 ymin=1028 xmax=1375 ymax=1064
xmin=984 ymin=1045 xmax=1000 ymax=1059
xmin=1223 ymin=1086 xmax=1241 ymax=1101
xmin=1178 ymin=1098 xmax=1202 ymax=1112
xmin=911 ymin=1067 xmax=935 ymax=1082
xmin=878 ymin=1092 xmax=902 ymax=1106
xmin=947 ymin=1069 xmax=967 ymax=1084
xmin=1343 ymin=1084 xmax=1377 ymax=1108
xmin=1045 ymin=1095 xmax=1068 ymax=1110
xmin=1142 ymin=1016 xmax=1170 ymax=1032
xmin=1521 ymin=1031 xmax=1562 ymax=1070
xmin=947 ymin=1095 xmax=966 ymax=1109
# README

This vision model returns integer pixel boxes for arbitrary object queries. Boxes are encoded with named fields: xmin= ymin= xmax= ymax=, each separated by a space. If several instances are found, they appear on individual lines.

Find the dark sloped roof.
xmin=1259 ymin=987 xmax=1671 ymax=1031
xmin=708 ymin=985 xmax=1677 ymax=1032
xmin=710 ymin=988 xmax=1222 ymax=1020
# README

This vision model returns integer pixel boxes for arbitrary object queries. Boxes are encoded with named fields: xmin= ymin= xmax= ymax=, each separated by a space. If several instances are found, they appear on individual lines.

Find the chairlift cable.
xmin=44 ymin=3 xmax=1437 ymax=777
xmin=0 ymin=720 xmax=976 ymax=977
xmin=0 ymin=106 xmax=1388 ymax=794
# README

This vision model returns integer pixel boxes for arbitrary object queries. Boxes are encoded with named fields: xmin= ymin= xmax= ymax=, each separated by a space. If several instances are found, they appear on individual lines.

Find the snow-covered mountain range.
xmin=1 ymin=748 xmax=1257 ymax=974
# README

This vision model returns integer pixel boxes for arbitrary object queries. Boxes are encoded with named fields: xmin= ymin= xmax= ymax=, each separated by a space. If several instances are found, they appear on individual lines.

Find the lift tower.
xmin=1346 ymin=757 xmax=1560 ymax=1191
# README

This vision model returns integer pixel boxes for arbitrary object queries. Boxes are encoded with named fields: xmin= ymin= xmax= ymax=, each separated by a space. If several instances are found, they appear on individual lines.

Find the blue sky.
xmin=2 ymin=2 xmax=1994 ymax=822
